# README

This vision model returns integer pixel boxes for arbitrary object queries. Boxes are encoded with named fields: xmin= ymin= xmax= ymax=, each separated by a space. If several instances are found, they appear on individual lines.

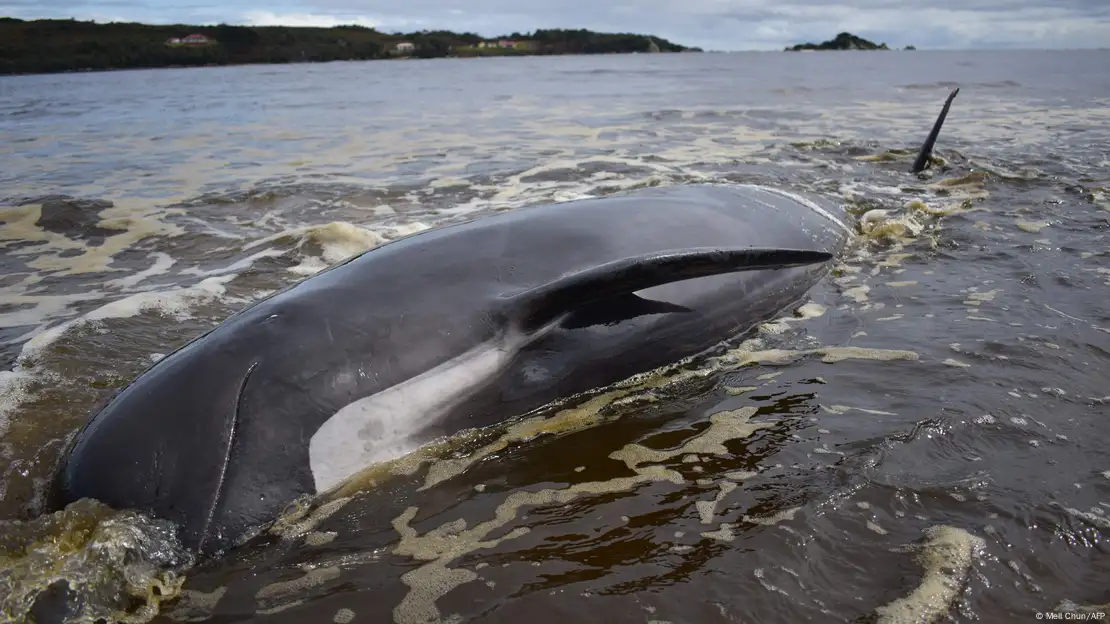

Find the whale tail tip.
xmin=910 ymin=87 xmax=960 ymax=174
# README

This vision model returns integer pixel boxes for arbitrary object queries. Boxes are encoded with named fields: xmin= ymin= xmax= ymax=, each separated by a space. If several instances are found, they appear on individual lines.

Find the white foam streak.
xmin=104 ymin=252 xmax=176 ymax=289
xmin=181 ymin=248 xmax=288 ymax=278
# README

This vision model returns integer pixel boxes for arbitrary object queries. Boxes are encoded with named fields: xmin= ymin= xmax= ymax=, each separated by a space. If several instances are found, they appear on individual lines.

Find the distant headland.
xmin=0 ymin=17 xmax=702 ymax=76
xmin=786 ymin=32 xmax=909 ymax=51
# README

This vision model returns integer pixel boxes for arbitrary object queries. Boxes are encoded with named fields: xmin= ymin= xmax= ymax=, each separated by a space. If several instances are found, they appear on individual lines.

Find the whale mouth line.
xmin=198 ymin=360 xmax=259 ymax=553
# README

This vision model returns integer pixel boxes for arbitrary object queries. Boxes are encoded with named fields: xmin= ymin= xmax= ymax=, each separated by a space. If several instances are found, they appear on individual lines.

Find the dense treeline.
xmin=525 ymin=29 xmax=691 ymax=54
xmin=0 ymin=18 xmax=699 ymax=75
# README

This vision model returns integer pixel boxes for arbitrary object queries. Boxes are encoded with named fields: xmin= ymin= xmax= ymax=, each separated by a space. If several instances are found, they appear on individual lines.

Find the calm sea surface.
xmin=1 ymin=50 xmax=1109 ymax=623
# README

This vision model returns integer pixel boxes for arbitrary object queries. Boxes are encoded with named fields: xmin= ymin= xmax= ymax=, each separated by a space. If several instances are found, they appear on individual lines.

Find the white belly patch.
xmin=308 ymin=337 xmax=519 ymax=494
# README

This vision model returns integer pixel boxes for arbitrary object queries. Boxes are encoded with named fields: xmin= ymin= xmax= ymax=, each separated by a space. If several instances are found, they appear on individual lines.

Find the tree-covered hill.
xmin=786 ymin=32 xmax=892 ymax=51
xmin=0 ymin=18 xmax=701 ymax=75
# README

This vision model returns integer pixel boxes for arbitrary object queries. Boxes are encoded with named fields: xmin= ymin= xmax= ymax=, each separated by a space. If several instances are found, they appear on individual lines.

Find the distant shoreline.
xmin=0 ymin=52 xmax=691 ymax=78
xmin=0 ymin=17 xmax=702 ymax=77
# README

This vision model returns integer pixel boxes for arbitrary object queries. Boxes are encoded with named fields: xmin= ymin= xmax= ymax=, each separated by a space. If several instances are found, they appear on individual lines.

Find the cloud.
xmin=2 ymin=0 xmax=1109 ymax=50
xmin=241 ymin=10 xmax=380 ymax=29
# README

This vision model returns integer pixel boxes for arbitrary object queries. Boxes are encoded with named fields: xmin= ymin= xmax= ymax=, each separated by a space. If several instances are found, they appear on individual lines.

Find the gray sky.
xmin=3 ymin=0 xmax=1109 ymax=50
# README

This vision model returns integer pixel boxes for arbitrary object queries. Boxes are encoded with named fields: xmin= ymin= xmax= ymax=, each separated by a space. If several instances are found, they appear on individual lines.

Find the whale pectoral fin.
xmin=506 ymin=247 xmax=833 ymax=332
xmin=560 ymin=293 xmax=693 ymax=329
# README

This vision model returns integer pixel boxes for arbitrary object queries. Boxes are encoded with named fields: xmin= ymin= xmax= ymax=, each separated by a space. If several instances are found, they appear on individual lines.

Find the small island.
xmin=0 ymin=17 xmax=701 ymax=76
xmin=785 ymin=32 xmax=891 ymax=51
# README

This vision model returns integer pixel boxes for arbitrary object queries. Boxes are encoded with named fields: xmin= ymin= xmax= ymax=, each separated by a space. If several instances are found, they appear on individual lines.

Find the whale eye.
xmin=501 ymin=349 xmax=564 ymax=402
xmin=519 ymin=359 xmax=552 ymax=384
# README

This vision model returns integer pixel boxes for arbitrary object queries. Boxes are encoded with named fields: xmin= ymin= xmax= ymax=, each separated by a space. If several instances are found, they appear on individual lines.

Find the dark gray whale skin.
xmin=50 ymin=183 xmax=854 ymax=557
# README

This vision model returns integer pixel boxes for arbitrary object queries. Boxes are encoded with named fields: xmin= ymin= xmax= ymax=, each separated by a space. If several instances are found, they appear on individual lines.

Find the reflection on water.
xmin=1 ymin=49 xmax=1110 ymax=623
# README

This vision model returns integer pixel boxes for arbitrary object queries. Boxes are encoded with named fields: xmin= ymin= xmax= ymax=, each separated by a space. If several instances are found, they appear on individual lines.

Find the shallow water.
xmin=2 ymin=49 xmax=1109 ymax=623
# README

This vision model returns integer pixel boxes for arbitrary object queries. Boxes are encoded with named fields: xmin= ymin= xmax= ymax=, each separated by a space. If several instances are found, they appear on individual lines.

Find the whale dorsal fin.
xmin=505 ymin=247 xmax=833 ymax=332
xmin=910 ymin=87 xmax=959 ymax=174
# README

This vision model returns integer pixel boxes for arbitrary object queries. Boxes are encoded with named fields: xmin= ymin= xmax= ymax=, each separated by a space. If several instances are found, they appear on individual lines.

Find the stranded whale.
xmin=51 ymin=184 xmax=847 ymax=555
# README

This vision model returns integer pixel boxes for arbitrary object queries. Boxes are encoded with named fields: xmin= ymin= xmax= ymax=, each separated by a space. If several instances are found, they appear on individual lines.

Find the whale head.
xmin=50 ymin=338 xmax=264 ymax=555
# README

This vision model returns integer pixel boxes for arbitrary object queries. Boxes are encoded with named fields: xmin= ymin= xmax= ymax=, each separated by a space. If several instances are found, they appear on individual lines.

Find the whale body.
xmin=50 ymin=183 xmax=854 ymax=556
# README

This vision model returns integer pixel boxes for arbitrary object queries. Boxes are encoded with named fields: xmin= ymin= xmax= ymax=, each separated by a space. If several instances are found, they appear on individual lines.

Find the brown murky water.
xmin=2 ymin=50 xmax=1109 ymax=623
